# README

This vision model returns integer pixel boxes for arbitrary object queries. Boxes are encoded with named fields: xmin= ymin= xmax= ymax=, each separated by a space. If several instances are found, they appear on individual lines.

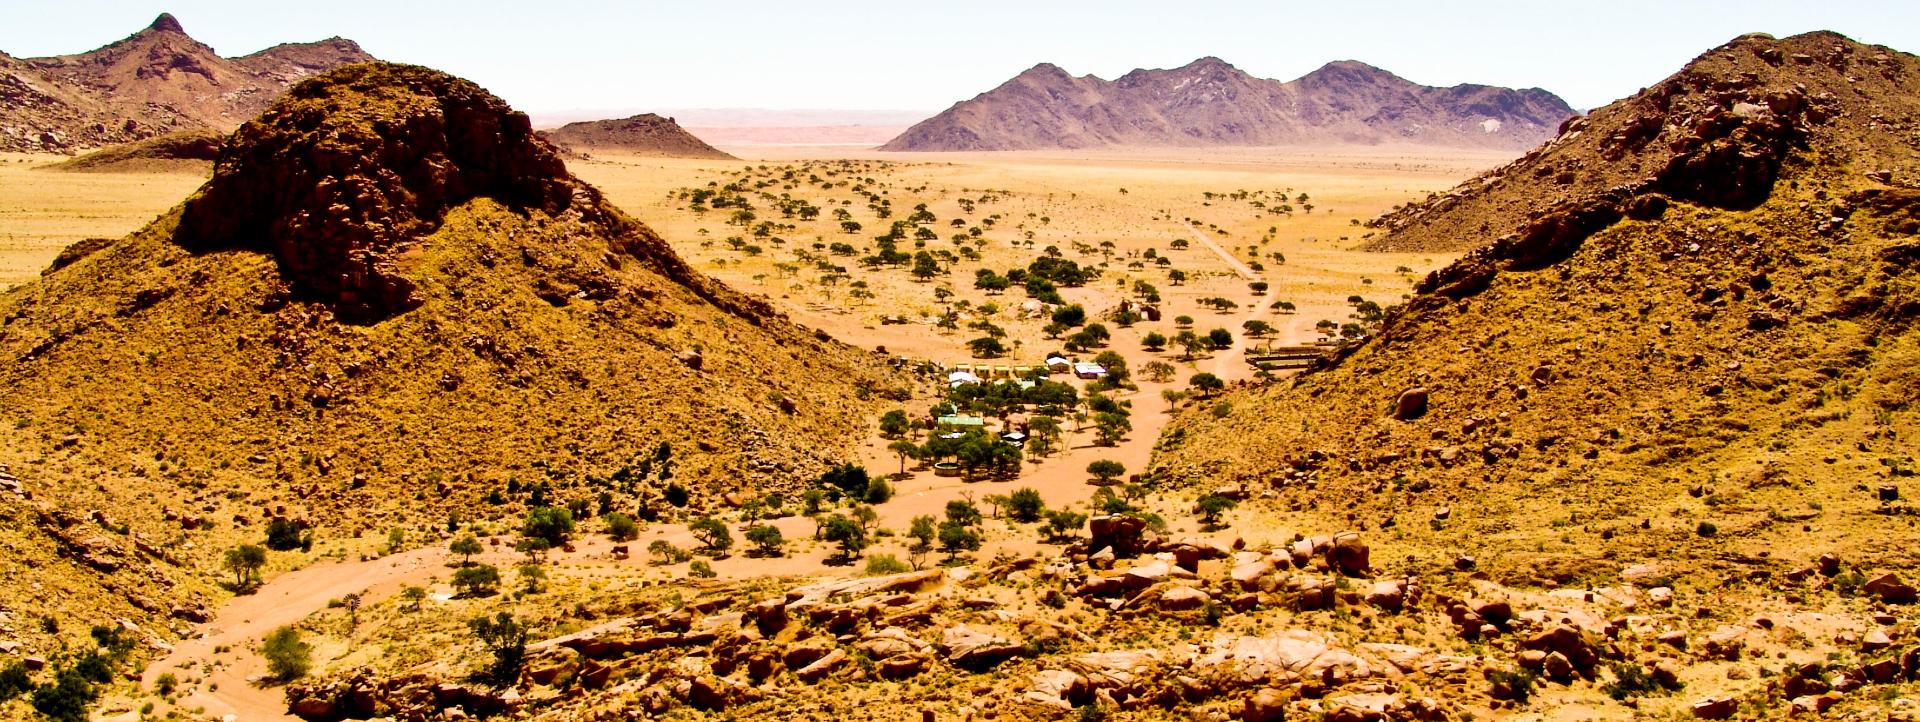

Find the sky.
xmin=3 ymin=0 xmax=1917 ymax=120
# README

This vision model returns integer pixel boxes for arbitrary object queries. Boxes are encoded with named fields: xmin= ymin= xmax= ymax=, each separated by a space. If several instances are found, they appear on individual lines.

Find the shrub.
xmin=863 ymin=476 xmax=894 ymax=504
xmin=689 ymin=517 xmax=733 ymax=554
xmin=864 ymin=554 xmax=911 ymax=575
xmin=1488 ymin=667 xmax=1538 ymax=705
xmin=452 ymin=564 xmax=501 ymax=597
xmin=468 ymin=612 xmax=528 ymax=687
xmin=745 ymin=524 xmax=785 ymax=556
xmin=262 ymin=626 xmax=311 ymax=681
xmin=0 ymin=661 xmax=30 ymax=701
xmin=522 ymin=506 xmax=574 ymax=546
xmin=1006 ymin=488 xmax=1046 ymax=522
xmin=1603 ymin=662 xmax=1681 ymax=700
xmin=604 ymin=512 xmax=638 ymax=541
xmin=1696 ymin=521 xmax=1718 ymax=537
xmin=31 ymin=668 xmax=95 ymax=722
xmin=689 ymin=560 xmax=717 ymax=578
xmin=263 ymin=518 xmax=307 ymax=551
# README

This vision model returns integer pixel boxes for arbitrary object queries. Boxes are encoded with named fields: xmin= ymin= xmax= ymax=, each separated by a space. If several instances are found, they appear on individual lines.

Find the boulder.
xmin=1520 ymin=625 xmax=1602 ymax=675
xmin=783 ymin=642 xmax=834 ymax=669
xmin=879 ymin=653 xmax=930 ymax=679
xmin=1242 ymin=687 xmax=1288 ymax=722
xmin=1088 ymin=515 xmax=1149 ymax=558
xmin=1233 ymin=558 xmax=1278 ymax=591
xmin=1365 ymin=580 xmax=1406 ymax=612
xmin=1691 ymin=697 xmax=1737 ymax=720
xmin=1160 ymin=586 xmax=1212 ymax=612
xmin=1023 ymin=669 xmax=1090 ymax=710
xmin=1866 ymin=573 xmax=1918 ymax=604
xmin=940 ymin=625 xmax=1024 ymax=669
xmin=1326 ymin=533 xmax=1370 ymax=577
xmin=794 ymin=648 xmax=848 ymax=683
xmin=1393 ymin=387 xmax=1429 ymax=420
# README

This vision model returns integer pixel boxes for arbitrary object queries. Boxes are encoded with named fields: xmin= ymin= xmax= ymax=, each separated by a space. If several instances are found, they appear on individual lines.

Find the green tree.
xmin=1142 ymin=331 xmax=1167 ymax=351
xmin=1141 ymin=361 xmax=1176 ymax=383
xmin=223 ymin=544 xmax=267 ymax=590
xmin=516 ymin=563 xmax=546 ymax=594
xmin=468 ymin=612 xmax=528 ymax=686
xmin=604 ymin=512 xmax=639 ymax=542
xmin=863 ymin=476 xmax=894 ymax=504
xmin=945 ymin=499 xmax=982 ymax=526
xmin=401 ymin=585 xmax=428 ymax=612
xmin=745 ymin=524 xmax=785 ymax=556
xmin=689 ymin=516 xmax=733 ymax=555
xmin=822 ymin=514 xmax=868 ymax=560
xmin=30 ymin=668 xmax=95 ymax=722
xmin=449 ymin=534 xmax=483 ymax=566
xmin=1006 ymin=488 xmax=1046 ymax=522
xmin=879 ymin=409 xmax=911 ymax=438
xmin=967 ymin=336 xmax=1008 ymax=358
xmin=937 ymin=520 xmax=982 ymax=561
xmin=1044 ymin=510 xmax=1088 ymax=541
xmin=1093 ymin=411 xmax=1131 ymax=446
xmin=1195 ymin=495 xmax=1238 ymax=527
xmin=1208 ymin=328 xmax=1234 ymax=349
xmin=1087 ymin=459 xmax=1126 ymax=485
xmin=264 ymin=518 xmax=308 ymax=552
xmin=521 ymin=506 xmax=574 ymax=546
xmin=887 ymin=439 xmax=921 ymax=475
xmin=262 ymin=626 xmax=311 ymax=681
xmin=452 ymin=564 xmax=501 ymax=597
xmin=1189 ymin=373 xmax=1225 ymax=397
xmin=907 ymin=515 xmax=937 ymax=569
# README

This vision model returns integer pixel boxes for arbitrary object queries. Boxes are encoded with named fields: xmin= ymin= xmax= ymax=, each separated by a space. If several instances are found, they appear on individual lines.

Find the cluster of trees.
xmin=3 ymin=625 xmax=139 ymax=722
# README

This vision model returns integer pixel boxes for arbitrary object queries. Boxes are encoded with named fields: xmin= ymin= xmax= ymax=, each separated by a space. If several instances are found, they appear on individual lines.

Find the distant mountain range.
xmin=0 ymin=13 xmax=372 ymax=152
xmin=538 ymin=113 xmax=735 ymax=159
xmin=882 ymin=57 xmax=1577 ymax=151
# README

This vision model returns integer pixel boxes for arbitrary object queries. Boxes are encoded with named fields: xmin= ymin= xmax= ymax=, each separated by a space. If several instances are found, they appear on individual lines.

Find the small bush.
xmin=1695 ymin=521 xmax=1718 ymax=537
xmin=864 ymin=554 xmax=911 ymax=575
xmin=262 ymin=626 xmax=312 ymax=681
xmin=1488 ymin=667 xmax=1538 ymax=705
xmin=688 ymin=560 xmax=717 ymax=578
xmin=0 ymin=661 xmax=30 ymax=701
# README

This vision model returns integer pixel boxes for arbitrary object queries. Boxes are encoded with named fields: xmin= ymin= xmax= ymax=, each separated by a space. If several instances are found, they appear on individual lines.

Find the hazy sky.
xmin=3 ymin=1 xmax=1916 ymax=118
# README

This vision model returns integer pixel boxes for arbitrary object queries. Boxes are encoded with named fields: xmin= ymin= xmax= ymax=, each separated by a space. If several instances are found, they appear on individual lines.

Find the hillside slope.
xmin=0 ymin=63 xmax=899 ymax=648
xmin=539 ymin=113 xmax=734 ymax=159
xmin=1364 ymin=31 xmax=1920 ymax=253
xmin=882 ymin=57 xmax=1575 ymax=151
xmin=0 ymin=13 xmax=372 ymax=152
xmin=1154 ymin=30 xmax=1920 ymax=587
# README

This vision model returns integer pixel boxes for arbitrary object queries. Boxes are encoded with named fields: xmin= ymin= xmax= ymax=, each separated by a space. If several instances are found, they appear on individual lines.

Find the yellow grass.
xmin=0 ymin=152 xmax=207 ymax=289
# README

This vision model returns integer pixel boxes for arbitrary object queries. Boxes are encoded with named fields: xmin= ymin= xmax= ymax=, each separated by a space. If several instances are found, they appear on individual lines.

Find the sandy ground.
xmin=3 ymin=143 xmax=1514 ymax=720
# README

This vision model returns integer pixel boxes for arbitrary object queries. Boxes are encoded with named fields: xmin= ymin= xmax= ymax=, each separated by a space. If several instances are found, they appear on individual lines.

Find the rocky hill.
xmin=881 ymin=57 xmax=1575 ymax=151
xmin=1363 ymin=31 xmax=1920 ymax=253
xmin=539 ymin=113 xmax=734 ymax=159
xmin=0 ymin=63 xmax=899 ymax=650
xmin=39 ymin=128 xmax=220 ymax=172
xmin=0 ymin=13 xmax=373 ymax=152
xmin=1147 ymin=29 xmax=1920 ymax=712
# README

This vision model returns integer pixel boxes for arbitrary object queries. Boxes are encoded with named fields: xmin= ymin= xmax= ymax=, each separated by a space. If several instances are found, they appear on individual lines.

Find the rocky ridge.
xmin=538 ymin=113 xmax=735 ymax=159
xmin=0 ymin=13 xmax=373 ymax=152
xmin=882 ymin=57 xmax=1575 ymax=152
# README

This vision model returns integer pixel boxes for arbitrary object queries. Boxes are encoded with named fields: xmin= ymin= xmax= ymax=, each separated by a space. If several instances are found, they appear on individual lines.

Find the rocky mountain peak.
xmin=174 ymin=63 xmax=581 ymax=321
xmin=146 ymin=13 xmax=186 ymax=34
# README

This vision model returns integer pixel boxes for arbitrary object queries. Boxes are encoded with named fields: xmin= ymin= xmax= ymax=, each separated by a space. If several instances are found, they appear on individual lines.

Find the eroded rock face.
xmin=173 ymin=63 xmax=581 ymax=321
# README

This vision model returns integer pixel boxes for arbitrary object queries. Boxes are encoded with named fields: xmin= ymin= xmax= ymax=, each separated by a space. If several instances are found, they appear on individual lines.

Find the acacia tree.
xmin=1189 ymin=373 xmax=1225 ymax=398
xmin=1086 ymin=459 xmax=1126 ymax=485
xmin=449 ymin=535 xmax=482 ymax=566
xmin=689 ymin=517 xmax=733 ymax=555
xmin=888 ymin=439 xmax=921 ymax=475
xmin=224 ymin=544 xmax=267 ymax=590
